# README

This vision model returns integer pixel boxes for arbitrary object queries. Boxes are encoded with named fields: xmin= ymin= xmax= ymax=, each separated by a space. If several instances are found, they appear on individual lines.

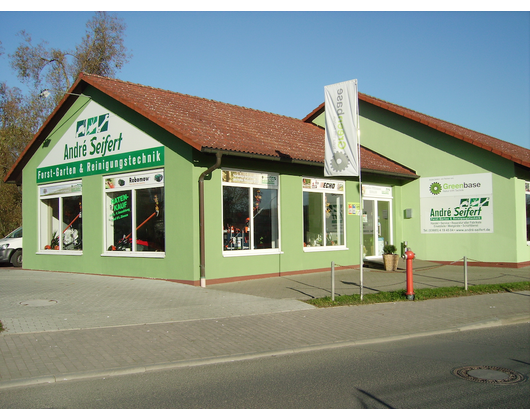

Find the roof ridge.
xmin=82 ymin=73 xmax=309 ymax=123
xmin=3 ymin=74 xmax=421 ymax=184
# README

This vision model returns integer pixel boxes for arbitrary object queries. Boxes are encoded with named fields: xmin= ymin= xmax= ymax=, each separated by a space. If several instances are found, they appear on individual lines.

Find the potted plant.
xmin=45 ymin=232 xmax=59 ymax=250
xmin=383 ymin=244 xmax=399 ymax=271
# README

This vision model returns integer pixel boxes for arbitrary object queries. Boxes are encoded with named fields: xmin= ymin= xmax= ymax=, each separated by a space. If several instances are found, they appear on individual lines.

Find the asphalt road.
xmin=0 ymin=322 xmax=528 ymax=409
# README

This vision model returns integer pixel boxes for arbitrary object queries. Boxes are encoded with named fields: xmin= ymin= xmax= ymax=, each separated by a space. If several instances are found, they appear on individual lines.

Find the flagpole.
xmin=323 ymin=79 xmax=362 ymax=299
xmin=357 ymin=107 xmax=363 ymax=301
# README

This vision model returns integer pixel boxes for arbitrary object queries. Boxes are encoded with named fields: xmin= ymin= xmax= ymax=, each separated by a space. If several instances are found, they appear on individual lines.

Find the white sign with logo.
xmin=222 ymin=170 xmax=278 ymax=187
xmin=37 ymin=101 xmax=164 ymax=183
xmin=302 ymin=178 xmax=345 ymax=192
xmin=420 ymin=173 xmax=493 ymax=234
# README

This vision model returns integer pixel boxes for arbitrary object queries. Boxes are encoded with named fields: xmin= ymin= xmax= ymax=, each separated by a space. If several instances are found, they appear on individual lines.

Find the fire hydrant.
xmin=405 ymin=249 xmax=415 ymax=300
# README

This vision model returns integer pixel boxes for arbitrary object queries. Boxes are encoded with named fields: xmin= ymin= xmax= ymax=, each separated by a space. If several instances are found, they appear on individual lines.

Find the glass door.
xmin=363 ymin=198 xmax=392 ymax=258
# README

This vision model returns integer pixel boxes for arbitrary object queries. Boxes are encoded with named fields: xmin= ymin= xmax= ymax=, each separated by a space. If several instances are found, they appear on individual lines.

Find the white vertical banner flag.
xmin=324 ymin=79 xmax=359 ymax=177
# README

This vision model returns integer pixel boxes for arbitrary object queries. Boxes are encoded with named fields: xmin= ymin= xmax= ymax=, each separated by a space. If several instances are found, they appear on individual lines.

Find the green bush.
xmin=383 ymin=244 xmax=397 ymax=254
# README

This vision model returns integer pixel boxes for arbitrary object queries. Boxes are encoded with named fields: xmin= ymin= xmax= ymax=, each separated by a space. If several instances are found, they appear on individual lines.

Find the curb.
xmin=1 ymin=314 xmax=528 ymax=391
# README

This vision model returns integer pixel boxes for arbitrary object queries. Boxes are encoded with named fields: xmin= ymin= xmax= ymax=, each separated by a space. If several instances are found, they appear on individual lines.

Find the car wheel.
xmin=11 ymin=249 xmax=22 ymax=267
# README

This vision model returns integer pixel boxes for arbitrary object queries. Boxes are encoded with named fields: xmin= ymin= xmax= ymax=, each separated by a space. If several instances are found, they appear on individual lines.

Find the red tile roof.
xmin=4 ymin=74 xmax=417 ymax=184
xmin=304 ymin=93 xmax=530 ymax=169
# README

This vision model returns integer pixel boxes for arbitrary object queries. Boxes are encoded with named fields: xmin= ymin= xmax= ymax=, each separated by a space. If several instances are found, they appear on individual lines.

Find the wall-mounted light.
xmin=39 ymin=89 xmax=90 ymax=99
xmin=38 ymin=89 xmax=91 ymax=149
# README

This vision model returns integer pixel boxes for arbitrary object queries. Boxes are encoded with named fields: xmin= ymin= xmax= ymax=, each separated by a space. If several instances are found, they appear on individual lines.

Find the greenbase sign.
xmin=420 ymin=173 xmax=493 ymax=234
xmin=37 ymin=101 xmax=165 ymax=183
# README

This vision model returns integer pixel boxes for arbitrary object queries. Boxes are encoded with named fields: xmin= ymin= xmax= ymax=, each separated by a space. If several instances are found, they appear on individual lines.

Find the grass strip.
xmin=306 ymin=281 xmax=530 ymax=307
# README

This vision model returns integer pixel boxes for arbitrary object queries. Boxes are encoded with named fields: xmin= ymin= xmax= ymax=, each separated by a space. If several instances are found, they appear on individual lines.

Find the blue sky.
xmin=1 ymin=8 xmax=529 ymax=149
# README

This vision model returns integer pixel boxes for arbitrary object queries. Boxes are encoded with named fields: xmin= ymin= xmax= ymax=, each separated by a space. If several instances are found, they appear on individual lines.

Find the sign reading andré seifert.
xmin=420 ymin=173 xmax=493 ymax=234
xmin=36 ymin=101 xmax=164 ymax=183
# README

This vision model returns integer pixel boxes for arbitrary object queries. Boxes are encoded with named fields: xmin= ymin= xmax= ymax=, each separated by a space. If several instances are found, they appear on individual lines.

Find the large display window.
xmin=222 ymin=170 xmax=279 ymax=254
xmin=39 ymin=181 xmax=83 ymax=252
xmin=104 ymin=169 xmax=165 ymax=255
xmin=303 ymin=178 xmax=345 ymax=250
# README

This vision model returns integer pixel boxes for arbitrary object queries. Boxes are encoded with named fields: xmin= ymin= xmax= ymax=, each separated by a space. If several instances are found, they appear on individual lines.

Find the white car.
xmin=0 ymin=227 xmax=23 ymax=267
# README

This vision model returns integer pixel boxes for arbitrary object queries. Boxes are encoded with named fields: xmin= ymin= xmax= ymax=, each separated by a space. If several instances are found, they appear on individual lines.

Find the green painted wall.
xmin=22 ymin=89 xmax=200 ymax=281
xmin=21 ymin=91 xmax=528 ymax=284
xmin=22 ymin=97 xmax=91 ymax=274
xmin=198 ymin=156 xmax=362 ymax=281
xmin=22 ymin=92 xmax=365 ymax=283
xmin=359 ymin=102 xmax=530 ymax=265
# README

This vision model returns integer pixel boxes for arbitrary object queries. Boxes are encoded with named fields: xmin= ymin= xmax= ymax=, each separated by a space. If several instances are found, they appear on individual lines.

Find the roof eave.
xmin=302 ymin=102 xmax=325 ymax=123
xmin=304 ymin=94 xmax=529 ymax=169
xmin=201 ymin=147 xmax=419 ymax=180
xmin=201 ymin=147 xmax=323 ymax=167
xmin=362 ymin=169 xmax=419 ymax=180
xmin=358 ymin=93 xmax=530 ymax=169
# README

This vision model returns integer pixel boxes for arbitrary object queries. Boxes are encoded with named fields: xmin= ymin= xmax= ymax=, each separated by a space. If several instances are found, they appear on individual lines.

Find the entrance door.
xmin=363 ymin=198 xmax=392 ymax=258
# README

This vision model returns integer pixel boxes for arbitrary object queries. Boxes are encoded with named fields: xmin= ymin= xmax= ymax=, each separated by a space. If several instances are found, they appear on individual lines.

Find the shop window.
xmin=524 ymin=182 xmax=530 ymax=245
xmin=39 ymin=181 xmax=83 ymax=251
xmin=222 ymin=170 xmax=279 ymax=253
xmin=104 ymin=169 xmax=165 ymax=254
xmin=526 ymin=182 xmax=530 ymax=243
xmin=303 ymin=178 xmax=345 ymax=249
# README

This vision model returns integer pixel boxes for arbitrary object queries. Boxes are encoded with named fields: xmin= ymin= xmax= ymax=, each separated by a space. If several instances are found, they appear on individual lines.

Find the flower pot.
xmin=383 ymin=254 xmax=399 ymax=271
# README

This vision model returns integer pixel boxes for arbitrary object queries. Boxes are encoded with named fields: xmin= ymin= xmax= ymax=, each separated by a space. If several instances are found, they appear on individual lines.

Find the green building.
xmin=5 ymin=74 xmax=530 ymax=285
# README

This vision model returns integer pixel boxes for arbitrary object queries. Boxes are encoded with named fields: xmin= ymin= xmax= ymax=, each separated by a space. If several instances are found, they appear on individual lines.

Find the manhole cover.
xmin=452 ymin=366 xmax=526 ymax=385
xmin=19 ymin=299 xmax=58 ymax=307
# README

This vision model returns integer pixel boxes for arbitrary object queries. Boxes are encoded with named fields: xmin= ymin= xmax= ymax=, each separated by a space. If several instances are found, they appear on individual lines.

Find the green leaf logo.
xmin=76 ymin=114 xmax=109 ymax=138
xmin=429 ymin=182 xmax=442 ymax=195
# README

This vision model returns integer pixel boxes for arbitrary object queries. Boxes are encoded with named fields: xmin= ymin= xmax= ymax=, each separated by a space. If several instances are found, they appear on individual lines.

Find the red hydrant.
xmin=405 ymin=249 xmax=415 ymax=300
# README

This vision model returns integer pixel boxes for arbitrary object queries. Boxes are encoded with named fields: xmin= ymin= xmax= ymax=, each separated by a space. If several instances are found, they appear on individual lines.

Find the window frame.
xmin=302 ymin=177 xmax=347 ymax=252
xmin=102 ymin=168 xmax=165 ymax=258
xmin=38 ymin=180 xmax=83 ymax=255
xmin=524 ymin=181 xmax=530 ymax=246
xmin=221 ymin=169 xmax=281 ymax=257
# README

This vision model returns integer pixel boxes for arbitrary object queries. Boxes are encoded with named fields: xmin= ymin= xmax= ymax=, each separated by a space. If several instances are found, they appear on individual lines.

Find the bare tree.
xmin=0 ymin=84 xmax=28 ymax=235
xmin=1 ymin=12 xmax=130 ymax=237
xmin=73 ymin=12 xmax=129 ymax=79
xmin=9 ymin=11 xmax=130 ymax=104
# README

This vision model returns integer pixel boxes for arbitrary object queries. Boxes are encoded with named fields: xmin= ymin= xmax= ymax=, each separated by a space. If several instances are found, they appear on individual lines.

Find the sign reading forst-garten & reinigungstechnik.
xmin=36 ymin=101 xmax=164 ymax=183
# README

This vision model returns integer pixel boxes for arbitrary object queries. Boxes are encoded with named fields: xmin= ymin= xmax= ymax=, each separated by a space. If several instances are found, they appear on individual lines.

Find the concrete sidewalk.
xmin=0 ymin=263 xmax=529 ymax=389
xmin=208 ymin=259 xmax=530 ymax=299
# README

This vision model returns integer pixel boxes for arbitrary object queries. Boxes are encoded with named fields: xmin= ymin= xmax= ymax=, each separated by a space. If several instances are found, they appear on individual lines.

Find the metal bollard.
xmin=405 ymin=250 xmax=415 ymax=300
xmin=464 ymin=256 xmax=468 ymax=291
xmin=331 ymin=261 xmax=335 ymax=301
